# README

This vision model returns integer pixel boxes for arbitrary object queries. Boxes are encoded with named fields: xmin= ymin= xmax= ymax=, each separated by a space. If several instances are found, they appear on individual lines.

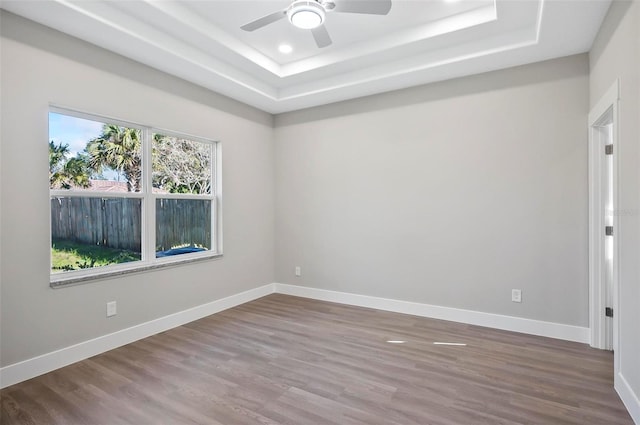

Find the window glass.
xmin=152 ymin=134 xmax=213 ymax=195
xmin=49 ymin=112 xmax=143 ymax=193
xmin=51 ymin=197 xmax=142 ymax=272
xmin=155 ymin=199 xmax=212 ymax=258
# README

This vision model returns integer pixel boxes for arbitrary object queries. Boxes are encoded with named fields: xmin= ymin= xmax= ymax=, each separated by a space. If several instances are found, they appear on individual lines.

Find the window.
xmin=49 ymin=108 xmax=220 ymax=285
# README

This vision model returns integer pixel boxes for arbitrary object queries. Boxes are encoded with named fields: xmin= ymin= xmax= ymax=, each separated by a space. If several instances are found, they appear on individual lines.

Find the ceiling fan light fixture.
xmin=287 ymin=0 xmax=325 ymax=29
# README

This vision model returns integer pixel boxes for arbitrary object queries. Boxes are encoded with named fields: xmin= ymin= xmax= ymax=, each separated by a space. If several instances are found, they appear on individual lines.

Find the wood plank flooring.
xmin=1 ymin=294 xmax=633 ymax=424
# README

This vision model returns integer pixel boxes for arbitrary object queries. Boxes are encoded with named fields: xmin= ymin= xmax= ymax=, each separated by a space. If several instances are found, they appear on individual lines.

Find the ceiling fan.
xmin=240 ymin=0 xmax=392 ymax=49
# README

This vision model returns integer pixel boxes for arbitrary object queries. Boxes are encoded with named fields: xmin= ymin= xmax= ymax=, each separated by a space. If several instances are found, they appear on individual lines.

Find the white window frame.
xmin=49 ymin=106 xmax=222 ymax=288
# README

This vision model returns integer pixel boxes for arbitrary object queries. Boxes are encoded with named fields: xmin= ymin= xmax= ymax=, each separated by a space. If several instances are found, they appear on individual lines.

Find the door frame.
xmin=588 ymin=80 xmax=620 ymax=364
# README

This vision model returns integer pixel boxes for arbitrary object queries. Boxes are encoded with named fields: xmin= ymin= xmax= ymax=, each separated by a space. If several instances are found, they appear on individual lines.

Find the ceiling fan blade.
xmin=311 ymin=25 xmax=332 ymax=48
xmin=333 ymin=0 xmax=392 ymax=15
xmin=240 ymin=10 xmax=286 ymax=31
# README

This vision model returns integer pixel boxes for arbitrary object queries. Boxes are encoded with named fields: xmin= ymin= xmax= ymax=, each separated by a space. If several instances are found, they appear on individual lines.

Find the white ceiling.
xmin=1 ymin=0 xmax=610 ymax=114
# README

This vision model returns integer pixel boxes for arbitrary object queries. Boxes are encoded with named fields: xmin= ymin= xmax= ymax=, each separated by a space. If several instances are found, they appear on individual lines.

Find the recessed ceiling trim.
xmin=278 ymin=2 xmax=498 ymax=77
xmin=140 ymin=0 xmax=283 ymax=78
xmin=135 ymin=0 xmax=499 ymax=80
xmin=278 ymin=28 xmax=539 ymax=101
xmin=0 ymin=0 xmax=611 ymax=114
xmin=51 ymin=0 xmax=278 ymax=99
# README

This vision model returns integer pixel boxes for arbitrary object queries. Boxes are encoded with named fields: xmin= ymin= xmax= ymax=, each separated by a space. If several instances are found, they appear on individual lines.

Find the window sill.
xmin=50 ymin=252 xmax=223 ymax=289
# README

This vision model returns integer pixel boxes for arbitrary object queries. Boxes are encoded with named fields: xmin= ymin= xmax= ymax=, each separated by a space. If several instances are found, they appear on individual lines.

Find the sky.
xmin=49 ymin=112 xmax=103 ymax=156
xmin=49 ymin=112 xmax=121 ymax=181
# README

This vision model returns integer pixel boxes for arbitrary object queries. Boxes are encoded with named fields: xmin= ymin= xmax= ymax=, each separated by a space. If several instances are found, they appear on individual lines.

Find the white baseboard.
xmin=617 ymin=373 xmax=640 ymax=424
xmin=274 ymin=283 xmax=590 ymax=343
xmin=0 ymin=282 xmax=592 ymax=390
xmin=0 ymin=283 xmax=274 ymax=389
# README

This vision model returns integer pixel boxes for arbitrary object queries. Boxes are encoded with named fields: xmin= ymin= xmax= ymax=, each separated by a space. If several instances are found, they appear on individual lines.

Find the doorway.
xmin=588 ymin=81 xmax=619 ymax=364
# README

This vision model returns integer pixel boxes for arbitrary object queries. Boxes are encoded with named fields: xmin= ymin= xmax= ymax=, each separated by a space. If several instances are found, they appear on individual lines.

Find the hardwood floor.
xmin=1 ymin=294 xmax=633 ymax=424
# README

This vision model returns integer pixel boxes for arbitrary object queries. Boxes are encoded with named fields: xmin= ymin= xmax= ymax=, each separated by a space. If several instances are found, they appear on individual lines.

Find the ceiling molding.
xmin=1 ymin=0 xmax=610 ymax=113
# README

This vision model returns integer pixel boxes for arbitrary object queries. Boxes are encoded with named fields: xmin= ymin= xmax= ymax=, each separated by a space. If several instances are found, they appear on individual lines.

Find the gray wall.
xmin=589 ymin=0 xmax=640 ymax=408
xmin=275 ymin=54 xmax=590 ymax=327
xmin=0 ymin=12 xmax=275 ymax=367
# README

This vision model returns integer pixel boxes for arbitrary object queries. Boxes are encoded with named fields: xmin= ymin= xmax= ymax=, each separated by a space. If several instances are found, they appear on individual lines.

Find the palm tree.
xmin=86 ymin=125 xmax=142 ymax=192
xmin=64 ymin=155 xmax=92 ymax=188
xmin=49 ymin=141 xmax=91 ymax=189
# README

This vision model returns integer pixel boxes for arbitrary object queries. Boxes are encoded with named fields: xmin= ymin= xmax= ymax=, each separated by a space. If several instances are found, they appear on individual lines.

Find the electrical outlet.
xmin=511 ymin=289 xmax=522 ymax=303
xmin=295 ymin=266 xmax=301 ymax=277
xmin=106 ymin=301 xmax=117 ymax=317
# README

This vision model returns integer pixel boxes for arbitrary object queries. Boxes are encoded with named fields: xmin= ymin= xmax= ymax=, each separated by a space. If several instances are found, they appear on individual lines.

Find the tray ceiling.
xmin=1 ymin=0 xmax=610 ymax=113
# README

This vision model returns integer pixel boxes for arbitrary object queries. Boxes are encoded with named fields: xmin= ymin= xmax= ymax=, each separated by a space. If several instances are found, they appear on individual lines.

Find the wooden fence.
xmin=51 ymin=197 xmax=211 ymax=252
xmin=155 ymin=198 xmax=211 ymax=251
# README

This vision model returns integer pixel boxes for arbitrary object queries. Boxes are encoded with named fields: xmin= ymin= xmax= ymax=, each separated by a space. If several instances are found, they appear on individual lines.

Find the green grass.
xmin=51 ymin=239 xmax=140 ymax=273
